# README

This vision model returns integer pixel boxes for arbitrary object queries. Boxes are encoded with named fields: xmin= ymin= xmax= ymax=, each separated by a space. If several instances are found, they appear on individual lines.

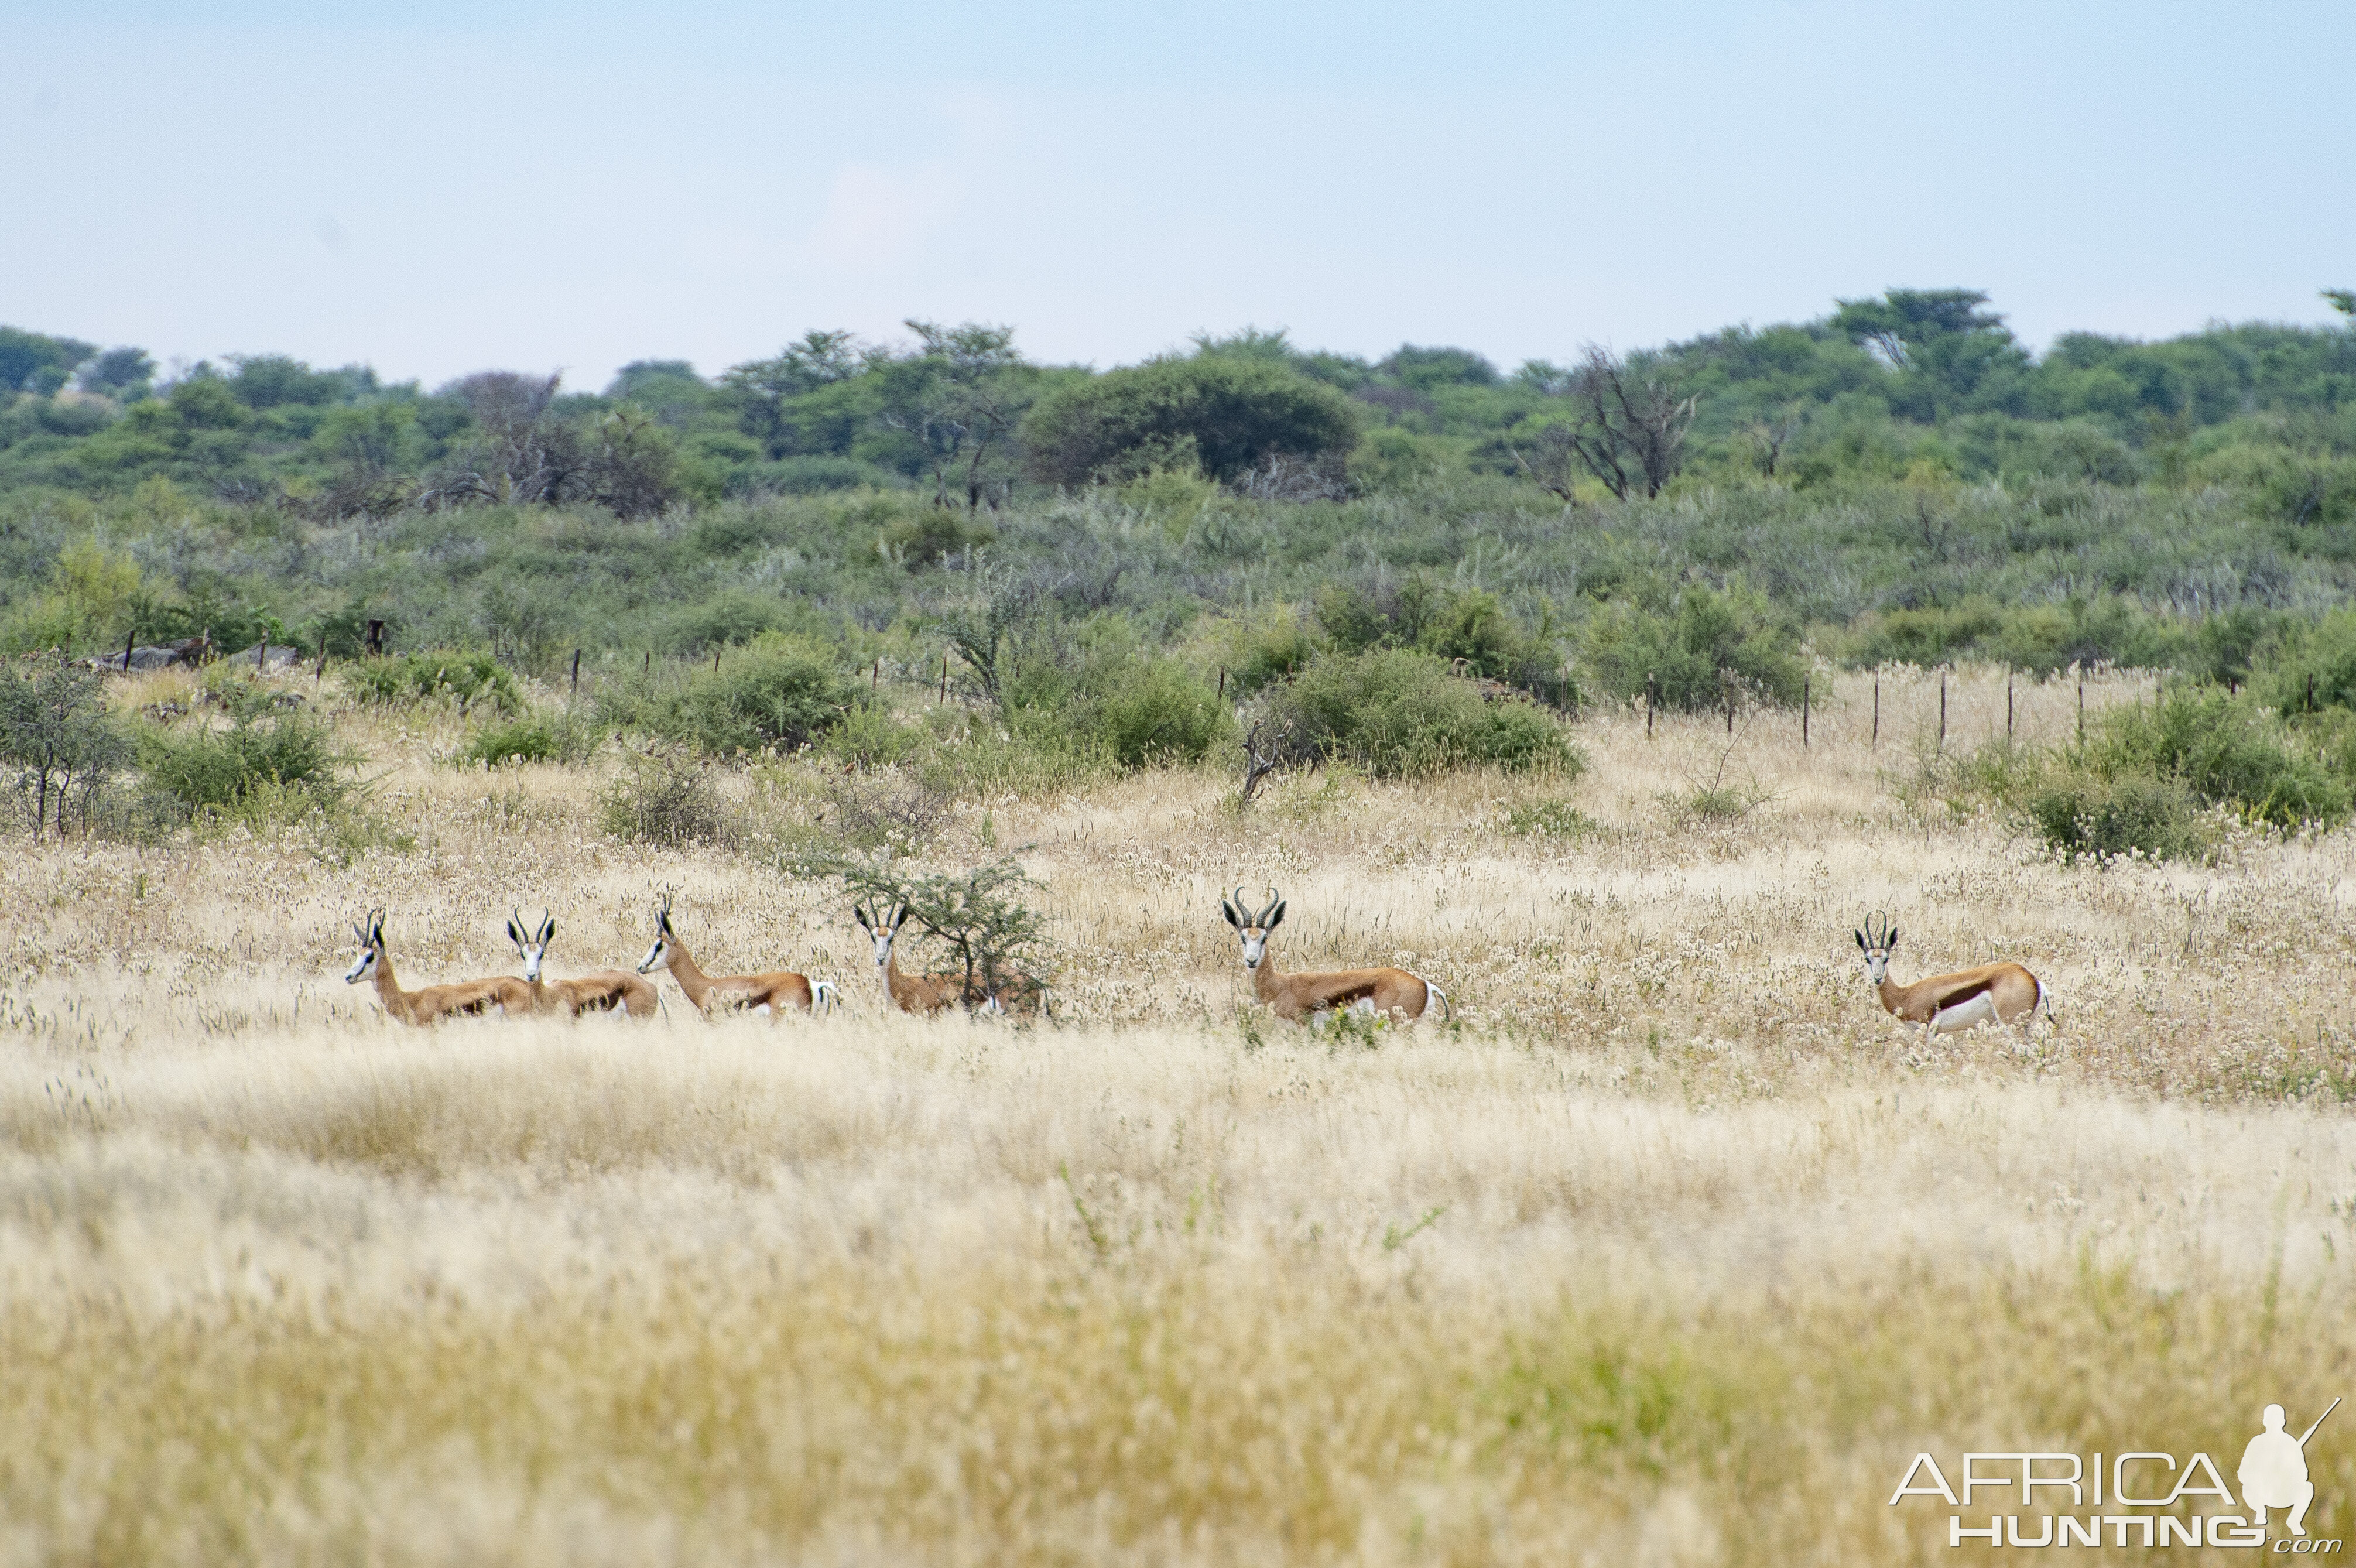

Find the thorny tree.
xmin=0 ymin=656 xmax=131 ymax=838
xmin=1513 ymin=346 xmax=1697 ymax=501
xmin=882 ymin=321 xmax=1033 ymax=513
xmin=799 ymin=850 xmax=1052 ymax=1009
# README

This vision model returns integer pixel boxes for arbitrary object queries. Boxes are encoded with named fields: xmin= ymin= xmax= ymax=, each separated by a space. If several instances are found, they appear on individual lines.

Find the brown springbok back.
xmin=635 ymin=893 xmax=835 ymax=1016
xmin=1221 ymin=887 xmax=1447 ymax=1024
xmin=1854 ymin=910 xmax=2045 ymax=1045
xmin=506 ymin=911 xmax=659 ymax=1018
xmin=344 ymin=910 xmax=531 ymax=1026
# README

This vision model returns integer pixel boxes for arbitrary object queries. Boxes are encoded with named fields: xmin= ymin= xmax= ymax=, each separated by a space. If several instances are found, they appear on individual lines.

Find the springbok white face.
xmin=637 ymin=899 xmax=677 ymax=975
xmin=855 ymin=903 xmax=908 ymax=972
xmin=1221 ymin=886 xmax=1286 ymax=970
xmin=344 ymin=917 xmax=382 ymax=984
xmin=508 ymin=910 xmax=554 ymax=982
xmin=1853 ymin=910 xmax=1899 ymax=987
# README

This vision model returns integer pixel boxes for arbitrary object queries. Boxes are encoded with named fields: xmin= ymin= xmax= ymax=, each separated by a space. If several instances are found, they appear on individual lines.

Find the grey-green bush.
xmin=1580 ymin=582 xmax=1804 ymax=711
xmin=600 ymin=634 xmax=858 ymax=755
xmin=1262 ymin=648 xmax=1581 ymax=778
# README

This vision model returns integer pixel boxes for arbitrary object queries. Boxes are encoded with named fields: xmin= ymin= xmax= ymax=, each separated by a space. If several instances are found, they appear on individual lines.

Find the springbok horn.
xmin=1259 ymin=887 xmax=1282 ymax=926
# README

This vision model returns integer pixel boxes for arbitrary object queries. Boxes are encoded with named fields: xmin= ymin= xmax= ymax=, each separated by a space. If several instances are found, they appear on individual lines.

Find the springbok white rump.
xmin=852 ymin=903 xmax=1043 ymax=1016
xmin=1852 ymin=910 xmax=2046 ymax=1046
xmin=635 ymin=892 xmax=836 ymax=1017
xmin=343 ymin=909 xmax=531 ymax=1026
xmin=1220 ymin=886 xmax=1447 ymax=1024
xmin=504 ymin=910 xmax=659 ymax=1018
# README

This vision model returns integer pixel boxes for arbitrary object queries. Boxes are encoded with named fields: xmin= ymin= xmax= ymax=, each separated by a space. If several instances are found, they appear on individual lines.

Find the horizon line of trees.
xmin=3 ymin=286 xmax=2354 ymax=518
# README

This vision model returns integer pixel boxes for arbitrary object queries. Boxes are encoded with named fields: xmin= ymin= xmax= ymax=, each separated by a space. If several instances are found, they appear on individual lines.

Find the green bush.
xmin=1022 ymin=356 xmax=1360 ymax=487
xmin=454 ymin=711 xmax=602 ymax=768
xmin=1263 ymin=647 xmax=1582 ymax=778
xmin=344 ymin=650 xmax=522 ymax=716
xmin=2014 ymin=764 xmax=2217 ymax=863
xmin=1581 ymin=582 xmax=1804 ymax=711
xmin=2087 ymin=686 xmax=2348 ymax=829
xmin=1224 ymin=607 xmax=1321 ymax=696
xmin=599 ymin=634 xmax=857 ymax=755
xmin=139 ymin=698 xmax=345 ymax=812
xmin=2258 ymin=607 xmax=2356 ymax=718
xmin=1837 ymin=595 xmax=2188 ymax=675
xmin=1997 ymin=685 xmax=2352 ymax=861
xmin=1081 ymin=656 xmax=1231 ymax=768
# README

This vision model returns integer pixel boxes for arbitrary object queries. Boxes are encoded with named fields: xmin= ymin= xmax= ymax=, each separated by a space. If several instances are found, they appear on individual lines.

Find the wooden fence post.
xmin=1646 ymin=672 xmax=1656 ymax=739
xmin=570 ymin=648 xmax=581 ymax=698
xmin=1802 ymin=676 xmax=1810 ymax=749
xmin=2077 ymin=666 xmax=2086 ymax=745
xmin=1937 ymin=669 xmax=1947 ymax=755
xmin=2006 ymin=673 xmax=2014 ymax=744
xmin=1872 ymin=670 xmax=1880 ymax=749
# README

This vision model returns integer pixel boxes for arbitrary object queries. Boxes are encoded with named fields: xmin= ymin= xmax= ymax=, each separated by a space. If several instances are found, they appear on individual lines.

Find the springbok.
xmin=635 ymin=893 xmax=837 ymax=1017
xmin=853 ymin=903 xmax=1044 ymax=1016
xmin=1852 ymin=910 xmax=2046 ymax=1047
xmin=1221 ymin=887 xmax=1448 ymax=1024
xmin=343 ymin=909 xmax=531 ymax=1026
xmin=504 ymin=910 xmax=659 ymax=1018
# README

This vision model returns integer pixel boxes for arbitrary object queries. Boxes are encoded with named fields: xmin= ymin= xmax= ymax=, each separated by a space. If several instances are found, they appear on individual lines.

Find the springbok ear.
xmin=1887 ymin=927 xmax=1899 ymax=947
xmin=543 ymin=917 xmax=557 ymax=942
xmin=1221 ymin=901 xmax=1241 ymax=928
xmin=507 ymin=919 xmax=524 ymax=945
xmin=854 ymin=905 xmax=869 ymax=929
xmin=1268 ymin=901 xmax=1287 ymax=929
xmin=891 ymin=906 xmax=910 ymax=932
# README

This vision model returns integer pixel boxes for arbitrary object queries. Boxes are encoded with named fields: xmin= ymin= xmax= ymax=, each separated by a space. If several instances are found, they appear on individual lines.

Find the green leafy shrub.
xmin=2258 ymin=607 xmax=2356 ymax=718
xmin=1998 ymin=686 xmax=2351 ymax=860
xmin=345 ymin=650 xmax=522 ymax=716
xmin=2014 ymin=763 xmax=2217 ymax=863
xmin=1503 ymin=797 xmax=1601 ymax=839
xmin=1022 ymin=356 xmax=1360 ymax=487
xmin=454 ymin=711 xmax=602 ymax=768
xmin=0 ymin=654 xmax=131 ymax=837
xmin=1080 ymin=656 xmax=1231 ymax=768
xmin=2087 ymin=686 xmax=2349 ymax=829
xmin=1581 ymin=582 xmax=1804 ymax=710
xmin=139 ymin=696 xmax=346 ymax=812
xmin=599 ymin=634 xmax=857 ymax=755
xmin=1263 ymin=648 xmax=1582 ymax=777
xmin=1224 ymin=607 xmax=1321 ymax=696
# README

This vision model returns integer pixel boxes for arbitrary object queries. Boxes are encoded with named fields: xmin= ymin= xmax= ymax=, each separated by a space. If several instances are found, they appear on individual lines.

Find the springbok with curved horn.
xmin=1221 ymin=887 xmax=1448 ymax=1024
xmin=1852 ymin=910 xmax=2046 ymax=1047
xmin=635 ymin=892 xmax=837 ymax=1017
xmin=505 ymin=910 xmax=659 ymax=1018
xmin=343 ymin=909 xmax=532 ymax=1026
xmin=853 ymin=903 xmax=1042 ymax=1016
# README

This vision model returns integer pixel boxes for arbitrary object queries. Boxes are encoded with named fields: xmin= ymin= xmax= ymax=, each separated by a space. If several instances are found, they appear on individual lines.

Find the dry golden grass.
xmin=4 ymin=666 xmax=2354 ymax=1564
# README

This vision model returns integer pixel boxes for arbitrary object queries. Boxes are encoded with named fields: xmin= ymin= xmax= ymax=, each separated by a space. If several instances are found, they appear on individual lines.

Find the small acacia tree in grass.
xmin=797 ymin=849 xmax=1052 ymax=1010
xmin=0 ymin=655 xmax=130 ymax=837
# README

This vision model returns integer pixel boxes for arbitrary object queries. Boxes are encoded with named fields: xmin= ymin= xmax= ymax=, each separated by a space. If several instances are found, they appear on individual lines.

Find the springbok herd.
xmin=344 ymin=886 xmax=2052 ymax=1045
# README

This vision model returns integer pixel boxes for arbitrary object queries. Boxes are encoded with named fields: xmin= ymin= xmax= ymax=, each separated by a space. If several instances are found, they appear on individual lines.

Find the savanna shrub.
xmin=1581 ymin=582 xmax=1804 ymax=711
xmin=2013 ymin=765 xmax=2215 ymax=864
xmin=1022 ymin=357 xmax=1360 ymax=487
xmin=454 ymin=711 xmax=602 ymax=768
xmin=597 ymin=750 xmax=728 ymax=845
xmin=2088 ymin=686 xmax=2349 ymax=828
xmin=139 ymin=701 xmax=345 ymax=812
xmin=1262 ymin=648 xmax=1581 ymax=777
xmin=2258 ymin=607 xmax=2356 ymax=718
xmin=1081 ymin=657 xmax=1231 ymax=768
xmin=600 ymin=634 xmax=857 ymax=754
xmin=345 ymin=650 xmax=522 ymax=716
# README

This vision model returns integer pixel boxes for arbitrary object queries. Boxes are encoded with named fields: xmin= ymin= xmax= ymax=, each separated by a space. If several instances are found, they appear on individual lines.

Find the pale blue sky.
xmin=4 ymin=0 xmax=2350 ymax=389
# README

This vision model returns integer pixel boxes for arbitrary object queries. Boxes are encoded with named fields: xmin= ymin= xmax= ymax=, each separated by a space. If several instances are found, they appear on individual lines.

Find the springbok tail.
xmin=1425 ymin=979 xmax=1451 ymax=1022
xmin=812 ymin=980 xmax=838 ymax=1016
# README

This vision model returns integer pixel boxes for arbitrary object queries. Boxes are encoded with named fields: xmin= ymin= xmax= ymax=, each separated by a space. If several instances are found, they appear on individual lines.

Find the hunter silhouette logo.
xmin=1888 ymin=1395 xmax=2344 ymax=1548
xmin=2244 ymin=1398 xmax=2338 ymax=1538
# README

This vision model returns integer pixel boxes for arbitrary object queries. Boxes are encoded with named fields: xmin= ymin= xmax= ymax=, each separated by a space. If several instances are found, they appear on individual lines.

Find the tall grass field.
xmin=4 ymin=665 xmax=2353 ymax=1564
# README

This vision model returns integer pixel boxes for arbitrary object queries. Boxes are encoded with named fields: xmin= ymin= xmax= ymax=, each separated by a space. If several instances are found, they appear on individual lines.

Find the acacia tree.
xmin=0 ymin=657 xmax=129 ymax=837
xmin=720 ymin=330 xmax=861 ymax=459
xmin=800 ymin=850 xmax=1052 ymax=1008
xmin=879 ymin=321 xmax=1033 ymax=512
xmin=1516 ymin=347 xmax=1697 ymax=501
